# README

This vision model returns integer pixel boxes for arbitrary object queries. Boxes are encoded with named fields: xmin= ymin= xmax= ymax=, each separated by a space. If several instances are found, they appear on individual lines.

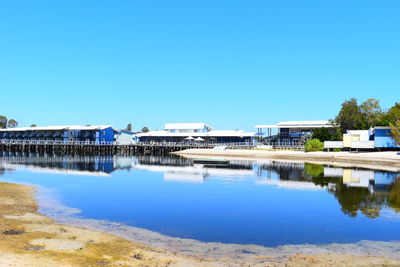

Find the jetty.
xmin=0 ymin=140 xmax=257 ymax=155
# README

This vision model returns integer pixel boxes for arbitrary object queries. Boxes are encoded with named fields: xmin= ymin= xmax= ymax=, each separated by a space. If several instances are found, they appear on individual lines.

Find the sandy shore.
xmin=0 ymin=182 xmax=225 ymax=267
xmin=2 ymin=182 xmax=400 ymax=266
xmin=173 ymin=149 xmax=400 ymax=169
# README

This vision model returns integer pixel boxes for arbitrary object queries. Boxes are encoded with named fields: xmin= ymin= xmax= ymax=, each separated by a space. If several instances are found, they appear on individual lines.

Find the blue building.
xmin=0 ymin=125 xmax=116 ymax=144
xmin=369 ymin=126 xmax=400 ymax=149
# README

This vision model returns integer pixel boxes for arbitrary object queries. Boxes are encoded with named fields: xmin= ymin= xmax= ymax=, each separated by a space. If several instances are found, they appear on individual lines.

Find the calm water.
xmin=1 ymin=153 xmax=400 ymax=247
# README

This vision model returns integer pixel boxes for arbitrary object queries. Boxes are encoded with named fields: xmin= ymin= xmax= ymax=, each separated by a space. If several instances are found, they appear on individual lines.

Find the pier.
xmin=0 ymin=139 xmax=258 ymax=155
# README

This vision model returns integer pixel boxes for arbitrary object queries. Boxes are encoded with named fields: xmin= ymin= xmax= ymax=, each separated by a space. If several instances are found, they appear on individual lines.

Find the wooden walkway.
xmin=0 ymin=140 xmax=257 ymax=155
xmin=0 ymin=140 xmax=303 ymax=155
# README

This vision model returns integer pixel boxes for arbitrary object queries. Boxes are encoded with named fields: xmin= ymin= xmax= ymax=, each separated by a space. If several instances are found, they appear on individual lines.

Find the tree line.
xmin=0 ymin=115 xmax=21 ymax=129
xmin=311 ymin=98 xmax=400 ymax=144
xmin=125 ymin=123 xmax=149 ymax=133
xmin=0 ymin=115 xmax=39 ymax=129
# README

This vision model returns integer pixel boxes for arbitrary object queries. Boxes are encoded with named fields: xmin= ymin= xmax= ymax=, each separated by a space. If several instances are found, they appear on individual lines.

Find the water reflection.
xmin=0 ymin=152 xmax=399 ymax=219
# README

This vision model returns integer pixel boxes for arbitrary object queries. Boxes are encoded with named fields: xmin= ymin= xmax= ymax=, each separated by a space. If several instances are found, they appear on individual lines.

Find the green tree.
xmin=359 ymin=98 xmax=383 ymax=128
xmin=334 ymin=98 xmax=386 ymax=132
xmin=334 ymin=98 xmax=364 ymax=133
xmin=126 ymin=123 xmax=132 ymax=131
xmin=30 ymin=124 xmax=37 ymax=127
xmin=380 ymin=102 xmax=400 ymax=126
xmin=0 ymin=115 xmax=7 ymax=129
xmin=387 ymin=103 xmax=400 ymax=122
xmin=141 ymin=126 xmax=149 ymax=133
xmin=312 ymin=127 xmax=342 ymax=142
xmin=312 ymin=128 xmax=331 ymax=142
xmin=305 ymin=139 xmax=324 ymax=152
xmin=7 ymin=119 xmax=18 ymax=128
xmin=390 ymin=120 xmax=400 ymax=145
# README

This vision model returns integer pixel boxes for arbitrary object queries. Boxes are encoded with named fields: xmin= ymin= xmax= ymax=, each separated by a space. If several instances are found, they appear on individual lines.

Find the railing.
xmin=0 ymin=139 xmax=303 ymax=150
xmin=256 ymin=144 xmax=304 ymax=150
xmin=324 ymin=141 xmax=375 ymax=149
xmin=0 ymin=140 xmax=115 ymax=146
xmin=135 ymin=141 xmax=257 ymax=148
xmin=324 ymin=141 xmax=343 ymax=149
xmin=351 ymin=141 xmax=375 ymax=149
xmin=0 ymin=139 xmax=257 ymax=148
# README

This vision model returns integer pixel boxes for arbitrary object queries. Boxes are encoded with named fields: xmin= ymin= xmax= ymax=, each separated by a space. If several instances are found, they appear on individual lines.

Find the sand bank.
xmin=173 ymin=149 xmax=400 ymax=169
xmin=0 ymin=182 xmax=223 ymax=267
xmin=2 ymin=181 xmax=400 ymax=266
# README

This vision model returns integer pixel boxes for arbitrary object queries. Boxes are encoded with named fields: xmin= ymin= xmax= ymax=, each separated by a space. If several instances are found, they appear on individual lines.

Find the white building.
xmin=255 ymin=120 xmax=334 ymax=145
xmin=136 ymin=123 xmax=255 ymax=143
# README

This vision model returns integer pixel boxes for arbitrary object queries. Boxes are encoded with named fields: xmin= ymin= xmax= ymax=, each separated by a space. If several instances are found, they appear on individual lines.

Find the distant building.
xmin=324 ymin=126 xmax=400 ymax=150
xmin=371 ymin=126 xmax=399 ymax=148
xmin=255 ymin=120 xmax=333 ymax=145
xmin=136 ymin=123 xmax=255 ymax=143
xmin=164 ymin=123 xmax=212 ymax=133
xmin=343 ymin=130 xmax=370 ymax=148
xmin=115 ymin=129 xmax=138 ymax=145
xmin=0 ymin=125 xmax=116 ymax=144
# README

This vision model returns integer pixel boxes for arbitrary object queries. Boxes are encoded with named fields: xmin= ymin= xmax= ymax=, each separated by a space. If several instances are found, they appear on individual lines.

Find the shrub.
xmin=305 ymin=139 xmax=324 ymax=152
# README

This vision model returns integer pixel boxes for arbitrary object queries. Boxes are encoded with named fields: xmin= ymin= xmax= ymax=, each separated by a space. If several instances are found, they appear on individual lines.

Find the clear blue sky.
xmin=0 ymin=1 xmax=398 ymax=131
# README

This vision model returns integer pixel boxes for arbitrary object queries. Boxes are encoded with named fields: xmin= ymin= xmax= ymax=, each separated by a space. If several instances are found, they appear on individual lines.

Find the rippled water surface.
xmin=1 ymin=153 xmax=400 ymax=247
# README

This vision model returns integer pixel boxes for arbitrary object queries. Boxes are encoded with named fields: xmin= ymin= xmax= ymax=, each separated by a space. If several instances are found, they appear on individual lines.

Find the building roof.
xmin=116 ymin=129 xmax=139 ymax=134
xmin=0 ymin=125 xmax=113 ymax=132
xmin=347 ymin=130 xmax=369 ymax=135
xmin=372 ymin=126 xmax=391 ymax=130
xmin=256 ymin=120 xmax=333 ymax=129
xmin=164 ymin=123 xmax=211 ymax=130
xmin=254 ymin=124 xmax=279 ymax=129
xmin=136 ymin=129 xmax=255 ymax=137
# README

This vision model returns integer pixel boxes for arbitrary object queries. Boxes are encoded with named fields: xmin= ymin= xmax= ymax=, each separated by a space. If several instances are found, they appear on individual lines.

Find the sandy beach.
xmin=0 ymin=182 xmax=225 ymax=267
xmin=173 ymin=149 xmax=400 ymax=169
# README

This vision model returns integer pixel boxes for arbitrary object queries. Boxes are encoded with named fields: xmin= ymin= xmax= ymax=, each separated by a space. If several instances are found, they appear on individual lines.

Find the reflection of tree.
xmin=389 ymin=179 xmax=400 ymax=212
xmin=304 ymin=163 xmax=392 ymax=218
xmin=304 ymin=163 xmax=324 ymax=178
xmin=333 ymin=183 xmax=386 ymax=218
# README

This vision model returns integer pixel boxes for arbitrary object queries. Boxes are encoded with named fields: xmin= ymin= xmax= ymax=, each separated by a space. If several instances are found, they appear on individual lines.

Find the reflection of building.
xmin=0 ymin=153 xmax=115 ymax=176
xmin=133 ymin=164 xmax=255 ymax=183
xmin=343 ymin=169 xmax=374 ymax=191
xmin=324 ymin=167 xmax=398 ymax=193
xmin=256 ymin=179 xmax=324 ymax=191
xmin=254 ymin=161 xmax=324 ymax=190
xmin=255 ymin=161 xmax=307 ymax=180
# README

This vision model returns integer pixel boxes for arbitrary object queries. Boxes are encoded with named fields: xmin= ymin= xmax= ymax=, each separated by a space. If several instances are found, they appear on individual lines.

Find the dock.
xmin=0 ymin=140 xmax=257 ymax=155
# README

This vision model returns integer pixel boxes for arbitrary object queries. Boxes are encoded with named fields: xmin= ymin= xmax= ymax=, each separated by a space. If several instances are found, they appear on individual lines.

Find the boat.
xmin=193 ymin=159 xmax=230 ymax=165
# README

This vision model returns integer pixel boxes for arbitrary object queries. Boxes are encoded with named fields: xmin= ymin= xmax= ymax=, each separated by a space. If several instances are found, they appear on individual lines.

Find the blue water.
xmin=1 ymin=154 xmax=400 ymax=247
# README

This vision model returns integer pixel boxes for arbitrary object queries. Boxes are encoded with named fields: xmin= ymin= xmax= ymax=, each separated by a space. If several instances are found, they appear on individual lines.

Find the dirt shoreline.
xmin=2 ymin=182 xmax=400 ymax=266
xmin=172 ymin=149 xmax=400 ymax=169
xmin=0 ymin=182 xmax=224 ymax=267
